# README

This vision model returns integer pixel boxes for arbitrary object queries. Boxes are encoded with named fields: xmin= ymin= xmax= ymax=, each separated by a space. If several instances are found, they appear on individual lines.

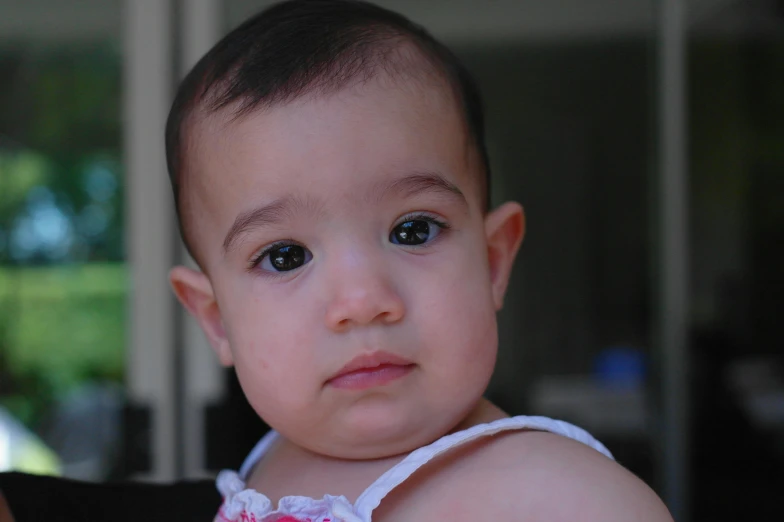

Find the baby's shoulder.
xmin=378 ymin=430 xmax=673 ymax=522
xmin=467 ymin=430 xmax=672 ymax=520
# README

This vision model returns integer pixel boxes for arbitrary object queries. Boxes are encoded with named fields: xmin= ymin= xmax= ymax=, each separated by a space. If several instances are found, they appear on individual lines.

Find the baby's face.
xmin=175 ymin=77 xmax=523 ymax=458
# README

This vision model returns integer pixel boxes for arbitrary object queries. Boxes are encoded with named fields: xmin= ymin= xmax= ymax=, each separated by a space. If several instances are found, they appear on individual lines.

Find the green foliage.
xmin=0 ymin=263 xmax=126 ymax=427
xmin=0 ymin=152 xmax=49 ymax=218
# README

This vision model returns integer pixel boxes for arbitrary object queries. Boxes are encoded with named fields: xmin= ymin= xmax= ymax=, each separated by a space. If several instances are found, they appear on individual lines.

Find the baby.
xmin=165 ymin=1 xmax=673 ymax=521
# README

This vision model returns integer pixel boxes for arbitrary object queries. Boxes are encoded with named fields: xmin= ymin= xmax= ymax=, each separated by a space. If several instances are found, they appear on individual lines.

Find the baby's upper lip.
xmin=329 ymin=351 xmax=414 ymax=381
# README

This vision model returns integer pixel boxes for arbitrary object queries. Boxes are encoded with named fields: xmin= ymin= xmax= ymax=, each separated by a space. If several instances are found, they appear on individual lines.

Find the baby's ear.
xmin=484 ymin=202 xmax=525 ymax=310
xmin=169 ymin=266 xmax=233 ymax=367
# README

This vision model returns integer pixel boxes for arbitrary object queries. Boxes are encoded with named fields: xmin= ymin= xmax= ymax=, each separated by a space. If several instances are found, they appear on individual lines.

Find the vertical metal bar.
xmin=123 ymin=0 xmax=176 ymax=482
xmin=177 ymin=0 xmax=224 ymax=479
xmin=657 ymin=0 xmax=689 ymax=519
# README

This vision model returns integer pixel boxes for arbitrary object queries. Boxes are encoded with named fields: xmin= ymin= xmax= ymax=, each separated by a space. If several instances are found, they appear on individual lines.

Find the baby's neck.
xmin=448 ymin=398 xmax=507 ymax=434
xmin=246 ymin=398 xmax=507 ymax=504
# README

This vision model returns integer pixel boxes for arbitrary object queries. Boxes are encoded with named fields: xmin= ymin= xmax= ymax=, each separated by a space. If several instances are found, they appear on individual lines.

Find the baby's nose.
xmin=323 ymin=263 xmax=405 ymax=332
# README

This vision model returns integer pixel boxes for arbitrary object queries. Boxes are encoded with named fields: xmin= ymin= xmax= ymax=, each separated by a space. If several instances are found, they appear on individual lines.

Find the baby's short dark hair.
xmin=166 ymin=0 xmax=491 ymax=263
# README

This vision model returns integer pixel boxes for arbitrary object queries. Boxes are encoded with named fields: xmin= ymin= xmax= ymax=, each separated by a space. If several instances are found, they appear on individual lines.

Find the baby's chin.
xmin=287 ymin=397 xmax=495 ymax=460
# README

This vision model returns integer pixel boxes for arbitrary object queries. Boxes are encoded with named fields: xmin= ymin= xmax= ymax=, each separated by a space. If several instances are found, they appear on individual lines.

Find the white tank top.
xmin=215 ymin=415 xmax=613 ymax=522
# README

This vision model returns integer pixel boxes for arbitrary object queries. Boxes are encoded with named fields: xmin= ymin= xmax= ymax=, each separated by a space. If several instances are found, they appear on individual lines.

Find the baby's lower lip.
xmin=327 ymin=363 xmax=415 ymax=390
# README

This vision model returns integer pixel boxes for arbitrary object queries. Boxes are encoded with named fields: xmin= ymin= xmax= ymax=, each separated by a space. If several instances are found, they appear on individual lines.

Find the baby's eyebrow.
xmin=223 ymin=194 xmax=317 ymax=253
xmin=223 ymin=172 xmax=467 ymax=254
xmin=374 ymin=171 xmax=468 ymax=207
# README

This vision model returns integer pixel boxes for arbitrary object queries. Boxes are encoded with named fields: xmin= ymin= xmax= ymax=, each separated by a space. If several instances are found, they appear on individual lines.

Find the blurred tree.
xmin=0 ymin=42 xmax=125 ymax=431
xmin=0 ymin=44 xmax=123 ymax=265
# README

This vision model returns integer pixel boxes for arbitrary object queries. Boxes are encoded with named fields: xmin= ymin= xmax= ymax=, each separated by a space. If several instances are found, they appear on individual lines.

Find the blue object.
xmin=594 ymin=346 xmax=646 ymax=389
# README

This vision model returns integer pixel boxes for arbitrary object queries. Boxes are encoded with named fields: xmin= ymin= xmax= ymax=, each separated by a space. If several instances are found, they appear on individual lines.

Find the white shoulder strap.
xmin=238 ymin=429 xmax=280 ymax=480
xmin=353 ymin=415 xmax=613 ymax=520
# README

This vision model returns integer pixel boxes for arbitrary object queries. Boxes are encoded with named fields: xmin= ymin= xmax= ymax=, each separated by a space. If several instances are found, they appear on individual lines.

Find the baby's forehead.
xmin=186 ymin=74 xmax=475 ymax=189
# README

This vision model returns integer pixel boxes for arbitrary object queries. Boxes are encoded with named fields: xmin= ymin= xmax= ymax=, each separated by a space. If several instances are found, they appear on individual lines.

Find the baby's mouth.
xmin=327 ymin=351 xmax=415 ymax=390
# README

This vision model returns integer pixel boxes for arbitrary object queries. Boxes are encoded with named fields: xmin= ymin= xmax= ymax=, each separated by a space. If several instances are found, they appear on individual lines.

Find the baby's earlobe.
xmin=215 ymin=337 xmax=234 ymax=367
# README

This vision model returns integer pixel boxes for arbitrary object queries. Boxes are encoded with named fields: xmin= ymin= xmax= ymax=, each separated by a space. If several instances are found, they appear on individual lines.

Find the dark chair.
xmin=0 ymin=472 xmax=220 ymax=522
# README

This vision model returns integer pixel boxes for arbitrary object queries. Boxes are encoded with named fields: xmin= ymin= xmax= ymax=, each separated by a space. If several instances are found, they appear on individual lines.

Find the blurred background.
xmin=0 ymin=0 xmax=782 ymax=520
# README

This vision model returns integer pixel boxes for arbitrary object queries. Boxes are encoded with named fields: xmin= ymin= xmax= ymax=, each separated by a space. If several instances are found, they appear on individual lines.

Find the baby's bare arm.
xmin=389 ymin=430 xmax=673 ymax=522
xmin=465 ymin=431 xmax=673 ymax=521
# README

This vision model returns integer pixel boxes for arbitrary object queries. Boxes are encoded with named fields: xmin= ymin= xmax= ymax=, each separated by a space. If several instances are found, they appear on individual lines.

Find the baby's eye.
xmin=390 ymin=218 xmax=443 ymax=246
xmin=257 ymin=244 xmax=312 ymax=272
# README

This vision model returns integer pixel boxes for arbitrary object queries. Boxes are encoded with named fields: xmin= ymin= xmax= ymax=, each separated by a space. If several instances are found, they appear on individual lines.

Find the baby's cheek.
xmin=437 ymin=292 xmax=497 ymax=374
xmin=235 ymin=359 xmax=308 ymax=427
xmin=440 ymin=285 xmax=495 ymax=342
